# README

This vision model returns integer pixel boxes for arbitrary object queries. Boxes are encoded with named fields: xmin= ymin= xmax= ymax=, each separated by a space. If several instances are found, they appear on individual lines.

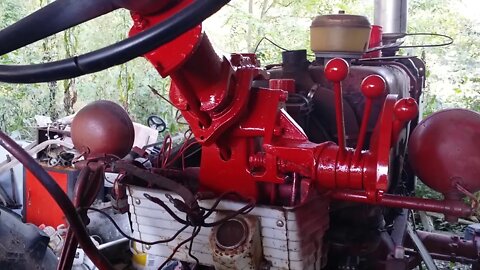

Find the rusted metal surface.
xmin=127 ymin=185 xmax=329 ymax=269
xmin=213 ymin=218 xmax=248 ymax=250
xmin=210 ymin=215 xmax=263 ymax=269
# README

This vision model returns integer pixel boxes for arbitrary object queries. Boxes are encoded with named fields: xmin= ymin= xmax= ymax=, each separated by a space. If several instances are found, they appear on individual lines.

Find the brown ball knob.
xmin=71 ymin=100 xmax=134 ymax=158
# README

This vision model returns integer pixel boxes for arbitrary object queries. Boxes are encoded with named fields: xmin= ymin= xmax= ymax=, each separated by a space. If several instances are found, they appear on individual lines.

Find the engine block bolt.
xmin=249 ymin=153 xmax=266 ymax=168
xmin=276 ymin=220 xmax=284 ymax=227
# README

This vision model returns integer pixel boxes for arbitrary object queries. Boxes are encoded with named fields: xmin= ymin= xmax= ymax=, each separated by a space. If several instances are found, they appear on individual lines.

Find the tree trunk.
xmin=246 ymin=0 xmax=254 ymax=52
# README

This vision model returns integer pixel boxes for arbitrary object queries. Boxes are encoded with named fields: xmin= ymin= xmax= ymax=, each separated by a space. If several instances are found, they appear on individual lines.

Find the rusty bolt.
xmin=276 ymin=220 xmax=284 ymax=227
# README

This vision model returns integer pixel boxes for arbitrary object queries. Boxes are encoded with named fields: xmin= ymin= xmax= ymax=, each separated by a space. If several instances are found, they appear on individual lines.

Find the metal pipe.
xmin=407 ymin=223 xmax=438 ymax=270
xmin=374 ymin=0 xmax=408 ymax=39
xmin=405 ymin=231 xmax=480 ymax=264
xmin=98 ymin=237 xmax=129 ymax=250
xmin=0 ymin=131 xmax=113 ymax=270
xmin=331 ymin=190 xmax=473 ymax=217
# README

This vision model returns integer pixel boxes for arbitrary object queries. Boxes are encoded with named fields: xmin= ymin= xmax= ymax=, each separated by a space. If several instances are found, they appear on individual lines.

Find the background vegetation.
xmin=0 ymin=0 xmax=478 ymax=138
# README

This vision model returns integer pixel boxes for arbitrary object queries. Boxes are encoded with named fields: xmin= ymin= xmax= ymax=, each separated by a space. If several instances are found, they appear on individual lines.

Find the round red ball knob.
xmin=361 ymin=75 xmax=386 ymax=99
xmin=324 ymin=58 xmax=349 ymax=82
xmin=394 ymin=98 xmax=419 ymax=121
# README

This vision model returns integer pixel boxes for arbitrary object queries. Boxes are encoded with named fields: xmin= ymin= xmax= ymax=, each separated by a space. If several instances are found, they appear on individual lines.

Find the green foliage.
xmin=0 ymin=4 xmax=177 ymax=138
xmin=205 ymin=0 xmax=373 ymax=64
xmin=406 ymin=0 xmax=480 ymax=115
xmin=414 ymin=181 xmax=443 ymax=200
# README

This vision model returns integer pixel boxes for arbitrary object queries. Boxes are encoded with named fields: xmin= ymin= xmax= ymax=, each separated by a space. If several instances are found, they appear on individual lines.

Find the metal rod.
xmin=331 ymin=190 xmax=473 ymax=217
xmin=98 ymin=237 xmax=129 ymax=250
xmin=353 ymin=98 xmax=372 ymax=162
xmin=407 ymin=223 xmax=438 ymax=270
xmin=390 ymin=209 xmax=408 ymax=246
xmin=333 ymin=81 xmax=346 ymax=153
xmin=407 ymin=230 xmax=480 ymax=263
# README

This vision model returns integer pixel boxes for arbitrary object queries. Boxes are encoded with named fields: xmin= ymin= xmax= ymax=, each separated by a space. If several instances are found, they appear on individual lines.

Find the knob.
xmin=394 ymin=98 xmax=418 ymax=122
xmin=324 ymin=58 xmax=349 ymax=82
xmin=361 ymin=75 xmax=385 ymax=99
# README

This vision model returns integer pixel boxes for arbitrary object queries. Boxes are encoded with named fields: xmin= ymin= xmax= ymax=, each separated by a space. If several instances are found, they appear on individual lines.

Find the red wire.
xmin=162 ymin=135 xmax=173 ymax=168
xmin=156 ymin=134 xmax=172 ymax=168
xmin=164 ymin=129 xmax=197 ymax=168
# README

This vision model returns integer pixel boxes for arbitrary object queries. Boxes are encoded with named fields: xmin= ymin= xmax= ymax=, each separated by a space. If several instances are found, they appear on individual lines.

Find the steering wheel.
xmin=147 ymin=115 xmax=167 ymax=133
xmin=0 ymin=0 xmax=230 ymax=83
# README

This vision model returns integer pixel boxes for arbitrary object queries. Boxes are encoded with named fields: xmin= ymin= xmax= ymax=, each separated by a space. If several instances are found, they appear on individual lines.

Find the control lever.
xmin=324 ymin=58 xmax=349 ymax=153
xmin=354 ymin=75 xmax=386 ymax=162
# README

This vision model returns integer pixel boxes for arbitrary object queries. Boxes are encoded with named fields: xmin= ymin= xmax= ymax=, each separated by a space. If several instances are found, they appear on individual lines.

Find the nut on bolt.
xmin=276 ymin=220 xmax=284 ymax=227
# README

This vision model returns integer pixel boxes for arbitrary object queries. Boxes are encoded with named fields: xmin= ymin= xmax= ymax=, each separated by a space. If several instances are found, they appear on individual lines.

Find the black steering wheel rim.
xmin=147 ymin=115 xmax=167 ymax=133
xmin=0 ymin=0 xmax=230 ymax=83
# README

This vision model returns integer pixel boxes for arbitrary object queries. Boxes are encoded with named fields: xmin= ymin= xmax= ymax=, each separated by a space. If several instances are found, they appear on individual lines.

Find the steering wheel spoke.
xmin=148 ymin=115 xmax=167 ymax=133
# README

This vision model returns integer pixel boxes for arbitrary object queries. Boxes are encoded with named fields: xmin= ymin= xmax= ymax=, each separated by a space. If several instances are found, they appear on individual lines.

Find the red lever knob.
xmin=394 ymin=98 xmax=419 ymax=122
xmin=361 ymin=75 xmax=386 ymax=99
xmin=391 ymin=97 xmax=419 ymax=145
xmin=324 ymin=58 xmax=349 ymax=82
xmin=354 ymin=75 xmax=387 ymax=162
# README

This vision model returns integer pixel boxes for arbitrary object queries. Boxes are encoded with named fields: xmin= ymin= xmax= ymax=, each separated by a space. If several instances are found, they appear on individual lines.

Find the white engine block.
xmin=127 ymin=185 xmax=329 ymax=269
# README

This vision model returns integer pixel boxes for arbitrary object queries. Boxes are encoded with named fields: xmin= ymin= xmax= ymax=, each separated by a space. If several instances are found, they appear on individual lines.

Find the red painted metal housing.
xmin=129 ymin=3 xmax=473 ymax=220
